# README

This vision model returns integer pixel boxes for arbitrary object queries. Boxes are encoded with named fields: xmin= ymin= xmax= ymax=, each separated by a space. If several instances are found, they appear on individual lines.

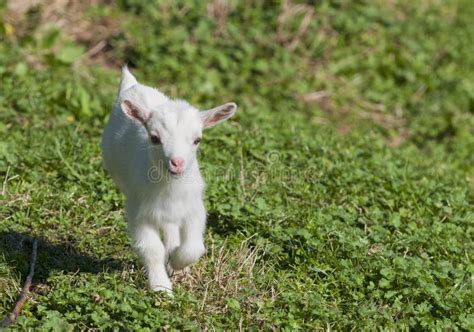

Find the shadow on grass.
xmin=206 ymin=211 xmax=242 ymax=237
xmin=0 ymin=231 xmax=125 ymax=283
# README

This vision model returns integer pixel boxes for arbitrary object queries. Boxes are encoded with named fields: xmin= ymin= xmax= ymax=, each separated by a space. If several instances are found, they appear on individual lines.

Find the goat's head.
xmin=117 ymin=67 xmax=237 ymax=177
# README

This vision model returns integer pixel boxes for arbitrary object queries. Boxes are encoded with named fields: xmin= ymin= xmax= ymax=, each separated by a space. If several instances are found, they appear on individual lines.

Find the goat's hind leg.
xmin=129 ymin=222 xmax=172 ymax=293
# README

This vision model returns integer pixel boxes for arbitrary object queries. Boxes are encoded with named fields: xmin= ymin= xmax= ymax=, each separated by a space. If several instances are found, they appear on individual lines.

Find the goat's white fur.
xmin=101 ymin=67 xmax=237 ymax=293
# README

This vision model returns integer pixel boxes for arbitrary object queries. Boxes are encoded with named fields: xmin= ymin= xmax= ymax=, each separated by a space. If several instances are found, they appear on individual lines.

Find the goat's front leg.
xmin=169 ymin=211 xmax=206 ymax=271
xmin=129 ymin=222 xmax=172 ymax=293
xmin=162 ymin=223 xmax=180 ymax=276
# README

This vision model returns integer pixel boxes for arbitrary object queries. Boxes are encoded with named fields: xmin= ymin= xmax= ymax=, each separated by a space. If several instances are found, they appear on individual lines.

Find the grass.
xmin=0 ymin=0 xmax=473 ymax=330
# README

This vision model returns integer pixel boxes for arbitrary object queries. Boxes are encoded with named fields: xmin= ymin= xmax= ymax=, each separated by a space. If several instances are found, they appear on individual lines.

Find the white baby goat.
xmin=101 ymin=67 xmax=237 ymax=293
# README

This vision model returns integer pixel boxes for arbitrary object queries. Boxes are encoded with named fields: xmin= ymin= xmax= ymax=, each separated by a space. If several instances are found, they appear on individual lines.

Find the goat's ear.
xmin=119 ymin=66 xmax=138 ymax=94
xmin=200 ymin=102 xmax=237 ymax=129
xmin=121 ymin=99 xmax=150 ymax=124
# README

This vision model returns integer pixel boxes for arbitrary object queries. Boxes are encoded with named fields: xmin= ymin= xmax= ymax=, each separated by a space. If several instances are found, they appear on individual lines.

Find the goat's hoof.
xmin=166 ymin=262 xmax=174 ymax=277
xmin=151 ymin=284 xmax=173 ymax=296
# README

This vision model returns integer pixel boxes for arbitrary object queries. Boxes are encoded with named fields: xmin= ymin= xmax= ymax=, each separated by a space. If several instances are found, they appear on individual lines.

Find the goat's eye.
xmin=193 ymin=138 xmax=201 ymax=145
xmin=150 ymin=134 xmax=161 ymax=145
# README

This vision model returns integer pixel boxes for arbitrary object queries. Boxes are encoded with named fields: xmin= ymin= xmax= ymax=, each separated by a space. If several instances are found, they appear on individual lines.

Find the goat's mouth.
xmin=167 ymin=168 xmax=184 ymax=177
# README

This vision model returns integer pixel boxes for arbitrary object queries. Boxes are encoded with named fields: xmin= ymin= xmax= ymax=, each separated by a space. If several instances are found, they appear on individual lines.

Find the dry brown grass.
xmin=173 ymin=236 xmax=278 ymax=327
xmin=0 ymin=275 xmax=20 ymax=305
xmin=207 ymin=0 xmax=233 ymax=37
xmin=5 ymin=0 xmax=120 ymax=68
xmin=277 ymin=0 xmax=314 ymax=51
xmin=301 ymin=68 xmax=410 ymax=146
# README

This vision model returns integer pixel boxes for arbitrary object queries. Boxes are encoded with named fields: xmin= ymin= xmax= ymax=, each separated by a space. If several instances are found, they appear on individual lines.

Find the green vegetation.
xmin=1 ymin=0 xmax=473 ymax=329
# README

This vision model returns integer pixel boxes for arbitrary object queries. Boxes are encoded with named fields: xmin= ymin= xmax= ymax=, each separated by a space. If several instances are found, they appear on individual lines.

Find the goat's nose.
xmin=170 ymin=158 xmax=184 ymax=168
